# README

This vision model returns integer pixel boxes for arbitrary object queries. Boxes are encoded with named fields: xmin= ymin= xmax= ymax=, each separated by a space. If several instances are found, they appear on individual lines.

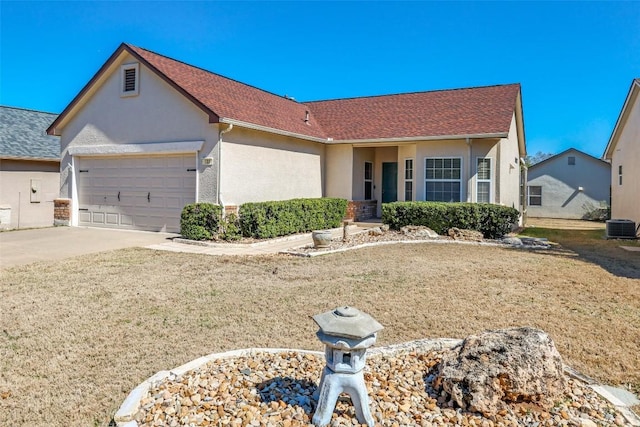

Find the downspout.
xmin=217 ymin=123 xmax=234 ymax=206
xmin=466 ymin=137 xmax=472 ymax=202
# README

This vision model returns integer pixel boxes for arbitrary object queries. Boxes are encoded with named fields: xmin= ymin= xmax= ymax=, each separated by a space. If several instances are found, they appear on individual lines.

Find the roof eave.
xmin=218 ymin=118 xmax=329 ymax=143
xmin=1 ymin=155 xmax=61 ymax=162
xmin=329 ymin=132 xmax=508 ymax=145
xmin=603 ymin=79 xmax=640 ymax=160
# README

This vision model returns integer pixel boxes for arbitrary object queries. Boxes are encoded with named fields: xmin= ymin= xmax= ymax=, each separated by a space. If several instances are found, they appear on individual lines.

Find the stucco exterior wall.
xmin=610 ymin=93 xmax=640 ymax=224
xmin=528 ymin=150 xmax=610 ymax=219
xmin=325 ymin=144 xmax=353 ymax=200
xmin=0 ymin=159 xmax=59 ymax=229
xmin=57 ymin=52 xmax=220 ymax=210
xmin=220 ymin=127 xmax=325 ymax=205
xmin=497 ymin=114 xmax=523 ymax=209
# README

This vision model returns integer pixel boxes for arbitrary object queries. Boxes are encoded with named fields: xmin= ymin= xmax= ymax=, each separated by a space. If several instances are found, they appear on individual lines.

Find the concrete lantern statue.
xmin=311 ymin=306 xmax=383 ymax=427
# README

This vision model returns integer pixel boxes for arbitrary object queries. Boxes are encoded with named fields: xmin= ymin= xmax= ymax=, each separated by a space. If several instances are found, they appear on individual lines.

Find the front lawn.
xmin=1 ymin=236 xmax=639 ymax=426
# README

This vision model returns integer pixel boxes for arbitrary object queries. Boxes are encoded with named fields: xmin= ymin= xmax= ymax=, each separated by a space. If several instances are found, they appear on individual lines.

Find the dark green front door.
xmin=382 ymin=162 xmax=398 ymax=203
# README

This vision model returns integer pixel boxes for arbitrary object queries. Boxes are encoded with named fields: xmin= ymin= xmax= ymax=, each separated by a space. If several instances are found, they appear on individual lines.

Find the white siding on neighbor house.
xmin=0 ymin=160 xmax=59 ymax=229
xmin=58 ymin=52 xmax=220 ymax=228
xmin=609 ymin=92 xmax=640 ymax=225
xmin=220 ymin=127 xmax=325 ymax=206
xmin=527 ymin=150 xmax=610 ymax=219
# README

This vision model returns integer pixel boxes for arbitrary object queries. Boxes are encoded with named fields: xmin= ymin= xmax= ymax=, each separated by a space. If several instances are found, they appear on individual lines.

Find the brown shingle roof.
xmin=305 ymin=84 xmax=521 ymax=141
xmin=127 ymin=45 xmax=328 ymax=139
xmin=49 ymin=43 xmax=521 ymax=142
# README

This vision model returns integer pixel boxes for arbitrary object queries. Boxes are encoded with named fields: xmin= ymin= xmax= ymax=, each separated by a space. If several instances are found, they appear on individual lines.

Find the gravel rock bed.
xmin=133 ymin=349 xmax=627 ymax=426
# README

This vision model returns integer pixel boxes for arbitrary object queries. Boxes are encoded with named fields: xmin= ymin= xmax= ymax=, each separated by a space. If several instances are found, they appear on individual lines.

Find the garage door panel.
xmin=77 ymin=155 xmax=196 ymax=232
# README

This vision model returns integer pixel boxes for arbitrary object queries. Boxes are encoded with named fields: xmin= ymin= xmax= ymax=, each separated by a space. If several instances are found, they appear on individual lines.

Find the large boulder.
xmin=434 ymin=327 xmax=567 ymax=415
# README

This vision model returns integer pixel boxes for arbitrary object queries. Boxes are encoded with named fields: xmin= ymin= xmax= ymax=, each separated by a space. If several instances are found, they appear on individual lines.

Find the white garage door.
xmin=77 ymin=155 xmax=196 ymax=232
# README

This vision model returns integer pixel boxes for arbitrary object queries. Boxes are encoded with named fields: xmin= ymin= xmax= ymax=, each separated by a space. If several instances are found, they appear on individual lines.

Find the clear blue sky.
xmin=2 ymin=1 xmax=639 ymax=158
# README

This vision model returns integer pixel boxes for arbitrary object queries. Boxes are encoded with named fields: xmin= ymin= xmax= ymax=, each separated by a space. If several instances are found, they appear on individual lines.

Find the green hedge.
xmin=180 ymin=203 xmax=222 ymax=241
xmin=239 ymin=198 xmax=348 ymax=239
xmin=382 ymin=202 xmax=520 ymax=239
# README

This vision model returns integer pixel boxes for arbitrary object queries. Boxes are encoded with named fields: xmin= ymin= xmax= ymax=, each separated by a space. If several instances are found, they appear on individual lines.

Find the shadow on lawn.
xmin=518 ymin=228 xmax=640 ymax=279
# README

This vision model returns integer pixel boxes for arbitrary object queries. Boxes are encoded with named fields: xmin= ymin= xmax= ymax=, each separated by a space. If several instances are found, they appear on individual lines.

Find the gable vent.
xmin=124 ymin=68 xmax=136 ymax=92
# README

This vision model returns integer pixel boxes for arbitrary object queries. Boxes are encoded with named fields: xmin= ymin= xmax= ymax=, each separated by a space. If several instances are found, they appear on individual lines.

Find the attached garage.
xmin=76 ymin=154 xmax=196 ymax=232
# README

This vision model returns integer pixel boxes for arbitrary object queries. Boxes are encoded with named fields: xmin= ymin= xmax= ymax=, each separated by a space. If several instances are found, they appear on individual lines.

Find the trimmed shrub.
xmin=382 ymin=202 xmax=520 ymax=239
xmin=239 ymin=198 xmax=348 ymax=239
xmin=220 ymin=213 xmax=242 ymax=241
xmin=180 ymin=203 xmax=222 ymax=240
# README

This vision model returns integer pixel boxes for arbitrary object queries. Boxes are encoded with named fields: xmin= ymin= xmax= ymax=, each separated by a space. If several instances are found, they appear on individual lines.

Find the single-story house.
xmin=1 ymin=106 xmax=60 ymax=230
xmin=47 ymin=43 xmax=527 ymax=233
xmin=526 ymin=148 xmax=610 ymax=219
xmin=603 ymin=78 xmax=640 ymax=226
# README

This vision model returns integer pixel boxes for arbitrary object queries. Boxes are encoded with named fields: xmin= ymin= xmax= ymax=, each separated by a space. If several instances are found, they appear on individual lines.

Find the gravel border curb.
xmin=113 ymin=338 xmax=640 ymax=426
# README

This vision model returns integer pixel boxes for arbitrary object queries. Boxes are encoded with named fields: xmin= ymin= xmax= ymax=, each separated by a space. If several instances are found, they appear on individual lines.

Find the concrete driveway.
xmin=0 ymin=226 xmax=177 ymax=269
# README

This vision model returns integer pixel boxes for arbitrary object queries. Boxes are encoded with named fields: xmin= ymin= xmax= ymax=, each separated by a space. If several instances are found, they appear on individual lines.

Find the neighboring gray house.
xmin=0 ymin=106 xmax=60 ymax=229
xmin=526 ymin=148 xmax=610 ymax=219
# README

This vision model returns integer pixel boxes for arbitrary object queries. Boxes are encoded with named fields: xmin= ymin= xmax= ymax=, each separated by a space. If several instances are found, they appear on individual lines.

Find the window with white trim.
xmin=364 ymin=161 xmax=373 ymax=200
xmin=476 ymin=158 xmax=491 ymax=203
xmin=120 ymin=63 xmax=139 ymax=97
xmin=425 ymin=157 xmax=461 ymax=202
xmin=528 ymin=186 xmax=542 ymax=206
xmin=404 ymin=158 xmax=413 ymax=201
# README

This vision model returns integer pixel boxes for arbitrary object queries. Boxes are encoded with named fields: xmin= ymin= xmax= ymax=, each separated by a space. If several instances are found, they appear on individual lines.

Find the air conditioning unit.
xmin=606 ymin=219 xmax=637 ymax=239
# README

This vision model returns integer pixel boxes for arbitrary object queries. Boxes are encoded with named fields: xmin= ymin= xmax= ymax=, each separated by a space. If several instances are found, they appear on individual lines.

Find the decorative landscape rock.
xmin=434 ymin=327 xmax=567 ymax=415
xmin=400 ymin=225 xmax=439 ymax=238
xmin=447 ymin=227 xmax=484 ymax=241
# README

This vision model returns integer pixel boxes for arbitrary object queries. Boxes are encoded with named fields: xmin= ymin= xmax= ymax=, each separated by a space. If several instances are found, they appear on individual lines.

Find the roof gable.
xmin=603 ymin=78 xmax=640 ymax=160
xmin=1 ymin=106 xmax=59 ymax=160
xmin=529 ymin=147 xmax=609 ymax=170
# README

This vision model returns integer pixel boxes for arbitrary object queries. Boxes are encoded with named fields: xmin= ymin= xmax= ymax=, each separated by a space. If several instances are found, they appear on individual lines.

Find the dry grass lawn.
xmin=1 ymin=227 xmax=639 ymax=426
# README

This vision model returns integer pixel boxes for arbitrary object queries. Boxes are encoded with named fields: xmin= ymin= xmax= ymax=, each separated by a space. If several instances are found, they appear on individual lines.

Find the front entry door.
xmin=382 ymin=162 xmax=398 ymax=203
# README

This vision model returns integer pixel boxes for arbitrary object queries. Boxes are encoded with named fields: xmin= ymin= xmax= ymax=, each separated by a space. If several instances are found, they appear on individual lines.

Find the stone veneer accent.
xmin=53 ymin=198 xmax=71 ymax=226
xmin=346 ymin=200 xmax=377 ymax=221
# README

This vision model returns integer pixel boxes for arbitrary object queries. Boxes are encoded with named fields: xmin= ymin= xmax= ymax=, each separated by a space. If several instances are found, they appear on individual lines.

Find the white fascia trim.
xmin=331 ymin=132 xmax=508 ymax=146
xmin=603 ymin=79 xmax=640 ymax=160
xmin=218 ymin=117 xmax=328 ymax=143
xmin=67 ymin=140 xmax=204 ymax=156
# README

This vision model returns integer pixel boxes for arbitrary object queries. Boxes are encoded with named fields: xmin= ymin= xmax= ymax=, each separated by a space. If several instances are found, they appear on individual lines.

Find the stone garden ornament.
xmin=311 ymin=306 xmax=383 ymax=427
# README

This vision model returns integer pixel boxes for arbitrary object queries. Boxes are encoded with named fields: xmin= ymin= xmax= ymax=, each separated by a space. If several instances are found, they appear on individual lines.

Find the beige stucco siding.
xmin=220 ymin=127 xmax=324 ymax=205
xmin=325 ymin=144 xmax=353 ymax=200
xmin=58 ymin=52 xmax=220 ymax=211
xmin=497 ymin=114 xmax=523 ymax=209
xmin=415 ymin=139 xmax=472 ymax=202
xmin=0 ymin=160 xmax=59 ymax=229
xmin=610 ymin=93 xmax=640 ymax=224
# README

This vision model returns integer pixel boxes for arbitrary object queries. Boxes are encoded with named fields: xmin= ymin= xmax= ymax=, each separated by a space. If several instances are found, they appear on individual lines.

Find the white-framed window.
xmin=364 ymin=161 xmax=373 ymax=200
xmin=528 ymin=186 xmax=542 ymax=206
xmin=476 ymin=158 xmax=492 ymax=203
xmin=120 ymin=63 xmax=140 ymax=97
xmin=404 ymin=158 xmax=413 ymax=201
xmin=425 ymin=157 xmax=462 ymax=202
xmin=618 ymin=165 xmax=623 ymax=185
